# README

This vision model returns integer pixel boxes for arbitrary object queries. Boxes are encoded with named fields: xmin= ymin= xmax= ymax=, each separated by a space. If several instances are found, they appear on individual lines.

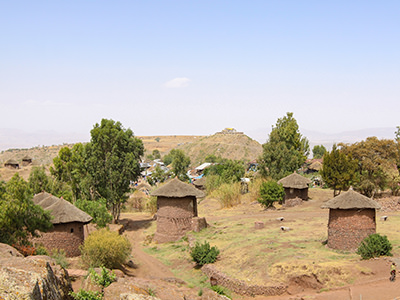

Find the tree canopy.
xmin=312 ymin=145 xmax=327 ymax=159
xmin=259 ymin=112 xmax=309 ymax=180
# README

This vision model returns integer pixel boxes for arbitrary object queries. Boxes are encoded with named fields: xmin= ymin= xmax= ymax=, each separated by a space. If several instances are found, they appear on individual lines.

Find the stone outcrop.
xmin=0 ymin=243 xmax=73 ymax=300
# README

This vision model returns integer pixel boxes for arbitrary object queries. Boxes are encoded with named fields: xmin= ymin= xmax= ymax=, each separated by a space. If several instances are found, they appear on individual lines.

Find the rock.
xmin=276 ymin=217 xmax=285 ymax=221
xmin=280 ymin=226 xmax=291 ymax=231
xmin=0 ymin=243 xmax=73 ymax=299
xmin=201 ymin=288 xmax=231 ymax=299
xmin=0 ymin=243 xmax=23 ymax=257
xmin=120 ymin=294 xmax=160 ymax=300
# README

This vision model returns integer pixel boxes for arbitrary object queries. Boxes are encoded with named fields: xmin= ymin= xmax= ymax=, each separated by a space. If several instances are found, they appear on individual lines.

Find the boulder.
xmin=0 ymin=244 xmax=73 ymax=299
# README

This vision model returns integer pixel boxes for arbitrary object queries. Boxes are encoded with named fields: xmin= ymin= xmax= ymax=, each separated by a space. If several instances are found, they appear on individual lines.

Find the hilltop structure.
xmin=215 ymin=128 xmax=244 ymax=135
xmin=322 ymin=189 xmax=381 ymax=251
xmin=32 ymin=192 xmax=92 ymax=256
xmin=151 ymin=178 xmax=206 ymax=243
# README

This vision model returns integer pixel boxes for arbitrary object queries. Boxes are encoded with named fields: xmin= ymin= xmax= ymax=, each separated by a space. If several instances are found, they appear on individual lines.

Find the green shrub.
xmin=75 ymin=198 xmax=112 ymax=228
xmin=258 ymin=181 xmax=284 ymax=208
xmin=35 ymin=245 xmax=49 ymax=256
xmin=190 ymin=241 xmax=220 ymax=266
xmin=69 ymin=289 xmax=103 ymax=300
xmin=80 ymin=228 xmax=132 ymax=269
xmin=211 ymin=285 xmax=231 ymax=299
xmin=50 ymin=249 xmax=69 ymax=269
xmin=145 ymin=196 xmax=157 ymax=215
xmin=88 ymin=266 xmax=116 ymax=288
xmin=356 ymin=233 xmax=393 ymax=260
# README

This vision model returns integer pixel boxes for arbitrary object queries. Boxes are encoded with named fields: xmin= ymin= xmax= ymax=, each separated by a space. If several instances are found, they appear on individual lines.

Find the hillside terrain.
xmin=0 ymin=132 xmax=262 ymax=181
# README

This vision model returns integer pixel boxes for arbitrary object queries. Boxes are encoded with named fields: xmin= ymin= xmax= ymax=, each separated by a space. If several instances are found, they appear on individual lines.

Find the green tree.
xmin=163 ymin=149 xmax=191 ymax=181
xmin=152 ymin=149 xmax=161 ymax=160
xmin=85 ymin=119 xmax=144 ymax=223
xmin=75 ymin=198 xmax=112 ymax=228
xmin=259 ymin=112 xmax=309 ymax=180
xmin=312 ymin=145 xmax=327 ymax=159
xmin=51 ymin=143 xmax=87 ymax=202
xmin=258 ymin=180 xmax=284 ymax=208
xmin=147 ymin=165 xmax=171 ymax=186
xmin=340 ymin=137 xmax=399 ymax=197
xmin=28 ymin=166 xmax=50 ymax=194
xmin=204 ymin=159 xmax=245 ymax=184
xmin=0 ymin=174 xmax=52 ymax=245
xmin=320 ymin=144 xmax=358 ymax=197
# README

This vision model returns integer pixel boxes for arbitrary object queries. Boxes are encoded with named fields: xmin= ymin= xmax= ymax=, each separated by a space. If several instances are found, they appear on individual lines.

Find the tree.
xmin=28 ymin=166 xmax=50 ymax=194
xmin=204 ymin=159 xmax=245 ymax=184
xmin=152 ymin=149 xmax=161 ymax=160
xmin=85 ymin=119 xmax=144 ymax=223
xmin=312 ymin=145 xmax=327 ymax=159
xmin=258 ymin=181 xmax=284 ymax=208
xmin=339 ymin=137 xmax=399 ymax=197
xmin=320 ymin=144 xmax=358 ymax=197
xmin=163 ymin=149 xmax=191 ymax=181
xmin=259 ymin=112 xmax=309 ymax=180
xmin=146 ymin=165 xmax=171 ymax=186
xmin=0 ymin=174 xmax=52 ymax=246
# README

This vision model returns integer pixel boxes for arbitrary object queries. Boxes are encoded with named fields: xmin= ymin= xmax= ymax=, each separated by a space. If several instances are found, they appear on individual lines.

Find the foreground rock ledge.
xmin=0 ymin=243 xmax=73 ymax=300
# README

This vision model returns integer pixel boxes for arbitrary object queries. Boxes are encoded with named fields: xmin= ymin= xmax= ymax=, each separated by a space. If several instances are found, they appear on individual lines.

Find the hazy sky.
xmin=1 ymin=1 xmax=399 ymax=145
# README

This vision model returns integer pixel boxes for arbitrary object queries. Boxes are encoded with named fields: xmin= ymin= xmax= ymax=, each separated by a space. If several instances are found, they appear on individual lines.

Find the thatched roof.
xmin=22 ymin=155 xmax=32 ymax=161
xmin=309 ymin=161 xmax=322 ymax=171
xmin=151 ymin=178 xmax=205 ymax=198
xmin=4 ymin=159 xmax=19 ymax=165
xmin=277 ymin=172 xmax=311 ymax=189
xmin=32 ymin=192 xmax=92 ymax=224
xmin=193 ymin=176 xmax=206 ymax=187
xmin=321 ymin=189 xmax=381 ymax=210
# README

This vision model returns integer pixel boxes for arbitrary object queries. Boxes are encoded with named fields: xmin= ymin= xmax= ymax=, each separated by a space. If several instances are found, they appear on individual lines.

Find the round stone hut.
xmin=32 ymin=192 xmax=92 ymax=257
xmin=321 ymin=189 xmax=381 ymax=251
xmin=277 ymin=172 xmax=311 ymax=202
xmin=151 ymin=178 xmax=206 ymax=243
xmin=4 ymin=159 xmax=19 ymax=169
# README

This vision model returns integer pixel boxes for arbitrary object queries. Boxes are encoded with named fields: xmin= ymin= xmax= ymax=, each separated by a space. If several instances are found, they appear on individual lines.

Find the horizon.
xmin=1 ymin=1 xmax=399 ymax=148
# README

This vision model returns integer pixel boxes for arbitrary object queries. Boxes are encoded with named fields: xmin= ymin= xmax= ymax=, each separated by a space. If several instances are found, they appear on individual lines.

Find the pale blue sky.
xmin=1 ymin=1 xmax=399 ymax=147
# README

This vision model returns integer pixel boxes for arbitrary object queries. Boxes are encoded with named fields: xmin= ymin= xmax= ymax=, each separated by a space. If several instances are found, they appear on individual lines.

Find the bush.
xmin=88 ymin=266 xmax=116 ymax=288
xmin=75 ymin=198 xmax=112 ymax=228
xmin=258 ymin=181 xmax=284 ymax=208
xmin=69 ymin=289 xmax=103 ymax=300
xmin=356 ymin=233 xmax=393 ymax=260
xmin=190 ymin=241 xmax=220 ymax=266
xmin=80 ymin=228 xmax=132 ymax=269
xmin=212 ymin=182 xmax=241 ymax=208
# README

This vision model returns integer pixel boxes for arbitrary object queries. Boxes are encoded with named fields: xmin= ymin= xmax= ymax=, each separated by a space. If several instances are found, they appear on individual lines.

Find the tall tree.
xmin=170 ymin=149 xmax=191 ymax=181
xmin=259 ymin=112 xmax=309 ymax=180
xmin=85 ymin=119 xmax=144 ymax=223
xmin=321 ymin=144 xmax=358 ymax=197
xmin=28 ymin=166 xmax=50 ymax=194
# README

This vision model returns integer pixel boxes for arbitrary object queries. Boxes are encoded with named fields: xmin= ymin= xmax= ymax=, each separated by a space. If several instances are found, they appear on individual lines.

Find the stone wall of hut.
xmin=33 ymin=222 xmax=87 ymax=257
xmin=284 ymin=188 xmax=308 ymax=201
xmin=155 ymin=196 xmax=197 ymax=243
xmin=327 ymin=208 xmax=376 ymax=251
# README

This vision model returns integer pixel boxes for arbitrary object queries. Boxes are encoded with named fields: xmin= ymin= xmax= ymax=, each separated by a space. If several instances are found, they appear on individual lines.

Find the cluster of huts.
xmin=3 ymin=156 xmax=32 ymax=169
xmin=23 ymin=157 xmax=381 ymax=257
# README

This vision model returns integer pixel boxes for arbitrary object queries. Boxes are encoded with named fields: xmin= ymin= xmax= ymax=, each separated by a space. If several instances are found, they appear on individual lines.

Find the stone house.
xmin=321 ymin=189 xmax=381 ymax=251
xmin=151 ymin=178 xmax=207 ymax=243
xmin=4 ymin=159 xmax=19 ymax=169
xmin=277 ymin=172 xmax=311 ymax=202
xmin=32 ymin=192 xmax=92 ymax=257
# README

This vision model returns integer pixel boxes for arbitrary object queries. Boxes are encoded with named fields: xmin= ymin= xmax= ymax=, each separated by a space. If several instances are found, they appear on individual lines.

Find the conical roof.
xmin=193 ymin=176 xmax=206 ymax=187
xmin=32 ymin=192 xmax=92 ymax=224
xmin=321 ymin=189 xmax=381 ymax=209
xmin=277 ymin=172 xmax=311 ymax=189
xmin=151 ymin=178 xmax=205 ymax=198
xmin=309 ymin=161 xmax=322 ymax=171
xmin=5 ymin=159 xmax=18 ymax=165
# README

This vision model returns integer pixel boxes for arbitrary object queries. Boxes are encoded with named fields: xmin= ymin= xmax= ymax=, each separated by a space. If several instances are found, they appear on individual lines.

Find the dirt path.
xmin=120 ymin=213 xmax=176 ymax=279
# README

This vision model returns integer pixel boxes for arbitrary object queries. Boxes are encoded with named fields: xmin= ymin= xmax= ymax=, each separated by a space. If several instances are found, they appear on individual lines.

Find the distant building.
xmin=4 ymin=159 xmax=19 ymax=169
xmin=151 ymin=178 xmax=207 ymax=243
xmin=322 ymin=189 xmax=381 ymax=251
xmin=278 ymin=172 xmax=311 ymax=202
xmin=32 ymin=192 xmax=92 ymax=257
xmin=22 ymin=155 xmax=33 ymax=166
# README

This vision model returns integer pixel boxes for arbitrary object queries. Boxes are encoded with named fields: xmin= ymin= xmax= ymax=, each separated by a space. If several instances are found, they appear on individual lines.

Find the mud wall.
xmin=33 ymin=222 xmax=86 ymax=257
xmin=202 ymin=264 xmax=287 ymax=296
xmin=284 ymin=188 xmax=308 ymax=201
xmin=327 ymin=208 xmax=376 ymax=251
xmin=155 ymin=196 xmax=197 ymax=243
